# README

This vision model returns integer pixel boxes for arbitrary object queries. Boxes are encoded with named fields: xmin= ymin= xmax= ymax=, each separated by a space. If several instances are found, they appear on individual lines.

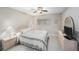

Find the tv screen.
xmin=64 ymin=26 xmax=73 ymax=38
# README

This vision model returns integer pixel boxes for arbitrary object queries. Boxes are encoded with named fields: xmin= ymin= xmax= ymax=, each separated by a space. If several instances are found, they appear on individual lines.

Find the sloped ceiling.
xmin=11 ymin=7 xmax=67 ymax=16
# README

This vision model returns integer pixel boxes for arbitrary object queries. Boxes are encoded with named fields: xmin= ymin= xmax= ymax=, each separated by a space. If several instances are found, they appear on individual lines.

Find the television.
xmin=64 ymin=26 xmax=73 ymax=39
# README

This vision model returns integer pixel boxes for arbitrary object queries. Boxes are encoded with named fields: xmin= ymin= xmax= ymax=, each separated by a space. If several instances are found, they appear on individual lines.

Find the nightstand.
xmin=2 ymin=35 xmax=17 ymax=50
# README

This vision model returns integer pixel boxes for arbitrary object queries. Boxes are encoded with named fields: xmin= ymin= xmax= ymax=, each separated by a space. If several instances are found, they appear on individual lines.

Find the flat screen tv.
xmin=64 ymin=26 xmax=73 ymax=39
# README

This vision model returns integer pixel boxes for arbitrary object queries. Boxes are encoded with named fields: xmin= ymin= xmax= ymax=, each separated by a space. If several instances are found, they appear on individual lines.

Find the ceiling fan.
xmin=31 ymin=7 xmax=48 ymax=14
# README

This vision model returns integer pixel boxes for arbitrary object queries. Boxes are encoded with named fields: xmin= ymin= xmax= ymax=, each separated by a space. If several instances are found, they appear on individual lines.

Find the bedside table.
xmin=2 ymin=35 xmax=17 ymax=50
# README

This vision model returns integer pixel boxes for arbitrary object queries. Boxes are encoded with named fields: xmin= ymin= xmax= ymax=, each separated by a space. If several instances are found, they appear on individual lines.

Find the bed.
xmin=18 ymin=30 xmax=49 ymax=51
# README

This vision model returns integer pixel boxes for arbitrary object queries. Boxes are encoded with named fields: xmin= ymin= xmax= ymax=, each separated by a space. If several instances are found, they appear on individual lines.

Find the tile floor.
xmin=48 ymin=35 xmax=63 ymax=51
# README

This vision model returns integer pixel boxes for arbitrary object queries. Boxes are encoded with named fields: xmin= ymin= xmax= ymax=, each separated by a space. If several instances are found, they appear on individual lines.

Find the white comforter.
xmin=19 ymin=30 xmax=48 ymax=51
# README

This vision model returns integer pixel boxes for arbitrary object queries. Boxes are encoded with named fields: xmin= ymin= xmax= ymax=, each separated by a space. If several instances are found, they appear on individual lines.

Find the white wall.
xmin=0 ymin=7 xmax=62 ymax=35
xmin=36 ymin=14 xmax=62 ymax=35
xmin=0 ymin=7 xmax=34 ymax=33
xmin=62 ymin=7 xmax=79 ymax=32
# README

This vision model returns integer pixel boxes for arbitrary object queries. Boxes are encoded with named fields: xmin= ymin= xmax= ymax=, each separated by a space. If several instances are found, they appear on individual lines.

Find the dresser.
xmin=58 ymin=31 xmax=77 ymax=51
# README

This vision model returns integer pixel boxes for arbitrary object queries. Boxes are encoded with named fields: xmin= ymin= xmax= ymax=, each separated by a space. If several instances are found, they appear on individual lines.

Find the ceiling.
xmin=11 ymin=7 xmax=67 ymax=16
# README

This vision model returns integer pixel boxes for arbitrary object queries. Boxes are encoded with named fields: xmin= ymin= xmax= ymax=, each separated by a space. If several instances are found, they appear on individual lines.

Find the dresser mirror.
xmin=64 ymin=16 xmax=75 ymax=40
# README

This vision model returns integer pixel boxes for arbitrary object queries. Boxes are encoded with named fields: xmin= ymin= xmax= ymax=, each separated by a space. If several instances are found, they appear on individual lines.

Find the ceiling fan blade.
xmin=31 ymin=8 xmax=35 ymax=11
xmin=42 ymin=10 xmax=48 ymax=12
xmin=33 ymin=11 xmax=37 ymax=13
